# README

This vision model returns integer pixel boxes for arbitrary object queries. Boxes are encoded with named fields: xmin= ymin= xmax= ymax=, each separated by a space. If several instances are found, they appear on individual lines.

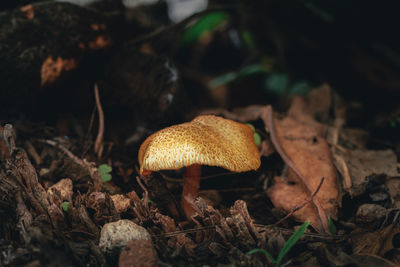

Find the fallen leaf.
xmin=266 ymin=96 xmax=340 ymax=233
xmin=40 ymin=56 xmax=77 ymax=86
xmin=334 ymin=149 xmax=398 ymax=196
xmin=20 ymin=4 xmax=35 ymax=20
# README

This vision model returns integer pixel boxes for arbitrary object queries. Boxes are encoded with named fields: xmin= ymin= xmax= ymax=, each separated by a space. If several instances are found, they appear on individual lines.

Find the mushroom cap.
xmin=138 ymin=115 xmax=261 ymax=174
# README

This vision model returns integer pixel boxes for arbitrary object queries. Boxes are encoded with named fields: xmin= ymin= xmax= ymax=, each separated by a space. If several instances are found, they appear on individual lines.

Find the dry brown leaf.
xmin=88 ymin=35 xmax=112 ymax=50
xmin=40 ymin=56 xmax=77 ymax=86
xmin=307 ymin=83 xmax=333 ymax=122
xmin=266 ymin=96 xmax=340 ymax=233
xmin=111 ymin=194 xmax=131 ymax=213
xmin=20 ymin=4 xmax=35 ymax=20
xmin=350 ymin=225 xmax=400 ymax=256
xmin=334 ymin=149 xmax=398 ymax=196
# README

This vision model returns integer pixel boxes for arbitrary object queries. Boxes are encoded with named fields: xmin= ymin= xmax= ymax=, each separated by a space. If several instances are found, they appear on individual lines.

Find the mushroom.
xmin=138 ymin=115 xmax=261 ymax=218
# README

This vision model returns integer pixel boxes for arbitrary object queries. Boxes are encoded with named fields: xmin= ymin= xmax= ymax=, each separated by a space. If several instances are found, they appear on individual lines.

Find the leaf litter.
xmin=1 ymin=78 xmax=400 ymax=266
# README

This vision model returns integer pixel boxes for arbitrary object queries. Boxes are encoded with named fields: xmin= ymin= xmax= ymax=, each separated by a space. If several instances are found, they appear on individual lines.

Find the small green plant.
xmin=247 ymin=221 xmax=310 ymax=266
xmin=328 ymin=218 xmax=337 ymax=234
xmin=98 ymin=164 xmax=112 ymax=183
xmin=246 ymin=123 xmax=262 ymax=146
xmin=61 ymin=201 xmax=70 ymax=212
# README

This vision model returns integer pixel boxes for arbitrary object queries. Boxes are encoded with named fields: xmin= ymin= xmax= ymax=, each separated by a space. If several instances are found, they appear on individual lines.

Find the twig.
xmin=262 ymin=106 xmax=330 ymax=233
xmin=40 ymin=139 xmax=83 ymax=166
xmin=158 ymin=225 xmax=216 ymax=238
xmin=1 ymin=124 xmax=16 ymax=156
xmin=40 ymin=139 xmax=102 ymax=191
xmin=333 ymin=154 xmax=352 ymax=193
xmin=136 ymin=176 xmax=149 ymax=210
xmin=93 ymin=84 xmax=104 ymax=159
xmin=81 ymin=105 xmax=97 ymax=157
xmin=154 ymin=219 xmax=346 ymax=241
xmin=274 ymin=177 xmax=325 ymax=226
xmin=25 ymin=140 xmax=42 ymax=165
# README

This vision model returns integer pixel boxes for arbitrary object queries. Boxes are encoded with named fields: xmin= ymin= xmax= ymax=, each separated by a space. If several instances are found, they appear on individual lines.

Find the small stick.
xmin=40 ymin=139 xmax=102 ymax=191
xmin=274 ymin=177 xmax=325 ymax=226
xmin=136 ymin=176 xmax=149 ymax=210
xmin=25 ymin=140 xmax=42 ymax=165
xmin=81 ymin=105 xmax=97 ymax=157
xmin=93 ymin=84 xmax=104 ymax=159
xmin=155 ymin=215 xmax=346 ymax=241
xmin=40 ymin=139 xmax=83 ymax=166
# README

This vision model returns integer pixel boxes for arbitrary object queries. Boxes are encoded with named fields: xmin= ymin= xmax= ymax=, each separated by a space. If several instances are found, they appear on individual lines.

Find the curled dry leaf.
xmin=334 ymin=149 xmax=398 ymax=196
xmin=47 ymin=178 xmax=73 ymax=203
xmin=40 ymin=56 xmax=77 ymax=86
xmin=20 ymin=4 xmax=35 ymax=20
xmin=265 ymin=96 xmax=340 ymax=233
xmin=111 ymin=194 xmax=131 ymax=213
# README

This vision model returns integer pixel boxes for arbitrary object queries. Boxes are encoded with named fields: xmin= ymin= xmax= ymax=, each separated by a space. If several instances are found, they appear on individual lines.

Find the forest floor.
xmin=1 ymin=1 xmax=400 ymax=266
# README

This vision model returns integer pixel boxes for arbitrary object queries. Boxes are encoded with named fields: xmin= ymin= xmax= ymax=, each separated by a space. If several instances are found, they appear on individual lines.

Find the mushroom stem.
xmin=181 ymin=164 xmax=201 ymax=219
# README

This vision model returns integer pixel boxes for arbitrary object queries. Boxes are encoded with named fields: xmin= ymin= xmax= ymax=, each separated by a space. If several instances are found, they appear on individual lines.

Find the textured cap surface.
xmin=139 ymin=115 xmax=260 ymax=174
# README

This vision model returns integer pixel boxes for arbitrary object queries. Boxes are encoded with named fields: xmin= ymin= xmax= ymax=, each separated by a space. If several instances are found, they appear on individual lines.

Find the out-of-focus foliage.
xmin=208 ymin=64 xmax=271 ymax=89
xmin=181 ymin=12 xmax=229 ymax=45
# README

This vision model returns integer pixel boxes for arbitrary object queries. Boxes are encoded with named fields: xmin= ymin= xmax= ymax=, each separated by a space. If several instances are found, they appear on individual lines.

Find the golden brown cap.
xmin=138 ymin=115 xmax=261 ymax=174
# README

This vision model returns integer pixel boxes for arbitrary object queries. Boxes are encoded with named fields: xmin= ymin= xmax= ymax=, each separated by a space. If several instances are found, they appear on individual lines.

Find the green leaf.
xmin=245 ymin=123 xmax=261 ymax=145
xmin=328 ymin=218 xmax=337 ymax=234
xmin=247 ymin=248 xmax=276 ymax=264
xmin=208 ymin=72 xmax=238 ymax=89
xmin=275 ymin=221 xmax=310 ymax=266
xmin=98 ymin=164 xmax=112 ymax=183
xmin=181 ymin=12 xmax=229 ymax=45
xmin=265 ymin=73 xmax=289 ymax=95
xmin=61 ymin=201 xmax=70 ymax=212
xmin=238 ymin=64 xmax=270 ymax=78
xmin=208 ymin=64 xmax=270 ymax=89
xmin=100 ymin=173 xmax=112 ymax=183
xmin=98 ymin=164 xmax=112 ymax=174
xmin=254 ymin=132 xmax=261 ymax=146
